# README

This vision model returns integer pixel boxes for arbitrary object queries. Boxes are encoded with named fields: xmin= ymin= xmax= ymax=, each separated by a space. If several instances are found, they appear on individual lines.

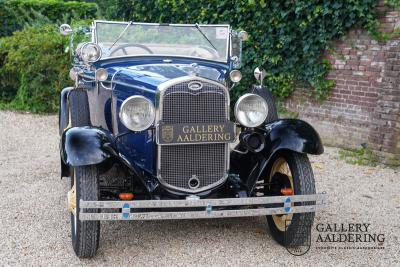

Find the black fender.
xmin=59 ymin=87 xmax=74 ymax=177
xmin=61 ymin=126 xmax=117 ymax=169
xmin=261 ymin=119 xmax=323 ymax=156
xmin=60 ymin=127 xmax=155 ymax=194
xmin=59 ymin=87 xmax=74 ymax=136
xmin=230 ymin=119 xmax=323 ymax=194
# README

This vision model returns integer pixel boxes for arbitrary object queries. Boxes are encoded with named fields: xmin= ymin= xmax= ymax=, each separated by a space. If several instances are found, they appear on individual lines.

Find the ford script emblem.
xmin=188 ymin=81 xmax=203 ymax=91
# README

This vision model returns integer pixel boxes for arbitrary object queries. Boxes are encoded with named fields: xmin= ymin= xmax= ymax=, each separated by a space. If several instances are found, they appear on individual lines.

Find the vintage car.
xmin=58 ymin=21 xmax=326 ymax=258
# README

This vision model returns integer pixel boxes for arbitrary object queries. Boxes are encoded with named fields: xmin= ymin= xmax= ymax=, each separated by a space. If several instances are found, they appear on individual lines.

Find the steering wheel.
xmin=109 ymin=44 xmax=154 ymax=56
xmin=190 ymin=45 xmax=220 ymax=60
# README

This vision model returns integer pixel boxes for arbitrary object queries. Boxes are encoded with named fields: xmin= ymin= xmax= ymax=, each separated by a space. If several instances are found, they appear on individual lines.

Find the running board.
xmin=79 ymin=193 xmax=327 ymax=221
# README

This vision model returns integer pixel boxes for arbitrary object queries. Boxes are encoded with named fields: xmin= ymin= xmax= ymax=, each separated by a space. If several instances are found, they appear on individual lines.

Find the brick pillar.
xmin=284 ymin=6 xmax=400 ymax=165
xmin=372 ymin=36 xmax=400 ymax=164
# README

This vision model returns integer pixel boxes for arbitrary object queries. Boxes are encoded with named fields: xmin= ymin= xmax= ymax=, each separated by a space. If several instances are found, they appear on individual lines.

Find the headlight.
xmin=81 ymin=42 xmax=102 ymax=63
xmin=229 ymin=70 xmax=242 ymax=83
xmin=234 ymin=93 xmax=268 ymax=127
xmin=119 ymin=96 xmax=155 ymax=131
xmin=95 ymin=68 xmax=108 ymax=81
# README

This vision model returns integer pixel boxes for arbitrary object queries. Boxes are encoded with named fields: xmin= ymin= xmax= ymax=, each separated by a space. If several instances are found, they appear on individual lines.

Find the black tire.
xmin=265 ymin=151 xmax=315 ymax=246
xmin=69 ymin=89 xmax=90 ymax=127
xmin=250 ymin=85 xmax=278 ymax=123
xmin=67 ymin=90 xmax=98 ymax=257
xmin=70 ymin=165 xmax=100 ymax=258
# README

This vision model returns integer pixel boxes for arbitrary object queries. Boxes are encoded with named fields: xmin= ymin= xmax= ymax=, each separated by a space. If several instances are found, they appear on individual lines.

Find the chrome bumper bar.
xmin=79 ymin=193 xmax=327 ymax=221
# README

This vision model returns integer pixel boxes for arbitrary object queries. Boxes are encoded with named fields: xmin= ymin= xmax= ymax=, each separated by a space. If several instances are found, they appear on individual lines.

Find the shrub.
xmin=0 ymin=0 xmax=97 ymax=37
xmin=0 ymin=25 xmax=70 ymax=113
xmin=100 ymin=0 xmax=378 ymax=100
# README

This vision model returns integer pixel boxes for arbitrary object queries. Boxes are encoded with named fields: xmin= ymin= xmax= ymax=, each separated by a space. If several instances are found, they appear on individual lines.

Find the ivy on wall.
xmin=385 ymin=0 xmax=400 ymax=8
xmin=98 ymin=0 xmax=380 ymax=100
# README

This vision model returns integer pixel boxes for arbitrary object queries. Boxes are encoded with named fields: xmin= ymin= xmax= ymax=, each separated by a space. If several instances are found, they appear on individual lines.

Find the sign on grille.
xmin=157 ymin=121 xmax=236 ymax=145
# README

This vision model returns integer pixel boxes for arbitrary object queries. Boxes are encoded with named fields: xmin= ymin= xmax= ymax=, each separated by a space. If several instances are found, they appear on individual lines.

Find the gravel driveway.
xmin=0 ymin=110 xmax=399 ymax=266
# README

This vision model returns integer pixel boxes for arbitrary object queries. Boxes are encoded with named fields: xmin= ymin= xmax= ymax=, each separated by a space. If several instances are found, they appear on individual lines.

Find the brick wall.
xmin=284 ymin=3 xmax=400 ymax=165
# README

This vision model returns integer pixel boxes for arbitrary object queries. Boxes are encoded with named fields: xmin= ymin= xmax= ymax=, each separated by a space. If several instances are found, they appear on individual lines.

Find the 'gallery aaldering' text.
xmin=315 ymin=223 xmax=385 ymax=243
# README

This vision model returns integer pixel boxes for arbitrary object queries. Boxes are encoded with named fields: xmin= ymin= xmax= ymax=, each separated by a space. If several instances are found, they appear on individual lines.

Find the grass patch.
xmin=338 ymin=147 xmax=379 ymax=167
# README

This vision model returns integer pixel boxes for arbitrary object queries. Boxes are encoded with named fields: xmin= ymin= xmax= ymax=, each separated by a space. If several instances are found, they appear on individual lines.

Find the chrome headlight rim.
xmin=234 ymin=93 xmax=268 ymax=128
xmin=229 ymin=70 xmax=242 ymax=83
xmin=95 ymin=68 xmax=108 ymax=81
xmin=80 ymin=42 xmax=102 ymax=63
xmin=119 ymin=96 xmax=155 ymax=132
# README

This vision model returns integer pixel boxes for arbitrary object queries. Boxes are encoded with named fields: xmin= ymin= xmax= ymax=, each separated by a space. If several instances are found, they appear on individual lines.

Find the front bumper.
xmin=79 ymin=193 xmax=327 ymax=221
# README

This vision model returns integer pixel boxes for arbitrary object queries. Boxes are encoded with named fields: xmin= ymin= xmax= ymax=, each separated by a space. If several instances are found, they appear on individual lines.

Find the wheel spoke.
xmin=269 ymin=157 xmax=294 ymax=231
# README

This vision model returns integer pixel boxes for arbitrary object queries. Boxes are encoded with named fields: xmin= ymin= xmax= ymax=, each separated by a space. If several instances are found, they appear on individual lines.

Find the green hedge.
xmin=99 ymin=0 xmax=378 ymax=100
xmin=0 ymin=0 xmax=97 ymax=37
xmin=0 ymin=25 xmax=70 ymax=113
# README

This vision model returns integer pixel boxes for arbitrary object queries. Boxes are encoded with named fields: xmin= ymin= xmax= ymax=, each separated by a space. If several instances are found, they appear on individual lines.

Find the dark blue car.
xmin=58 ymin=21 xmax=326 ymax=258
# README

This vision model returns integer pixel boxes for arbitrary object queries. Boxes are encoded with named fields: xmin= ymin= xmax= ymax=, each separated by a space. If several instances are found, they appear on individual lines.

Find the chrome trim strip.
xmin=156 ymin=76 xmax=230 ymax=193
xmin=80 ymin=206 xmax=322 ymax=220
xmin=112 ymin=80 xmax=156 ymax=94
xmin=79 ymin=194 xmax=327 ymax=221
xmin=81 ymin=194 xmax=326 ymax=208
xmin=94 ymin=20 xmax=231 ymax=27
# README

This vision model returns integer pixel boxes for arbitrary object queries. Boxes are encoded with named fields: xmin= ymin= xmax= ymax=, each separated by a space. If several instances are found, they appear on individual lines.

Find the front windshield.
xmin=94 ymin=21 xmax=230 ymax=62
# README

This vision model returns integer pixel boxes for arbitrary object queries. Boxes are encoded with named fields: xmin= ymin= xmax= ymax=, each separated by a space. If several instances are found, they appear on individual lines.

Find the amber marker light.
xmin=119 ymin=193 xmax=134 ymax=200
xmin=280 ymin=188 xmax=293 ymax=195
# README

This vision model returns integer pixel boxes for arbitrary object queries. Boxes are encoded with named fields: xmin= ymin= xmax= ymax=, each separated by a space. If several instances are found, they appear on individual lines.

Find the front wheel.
xmin=68 ymin=165 xmax=100 ymax=258
xmin=264 ymin=152 xmax=315 ymax=246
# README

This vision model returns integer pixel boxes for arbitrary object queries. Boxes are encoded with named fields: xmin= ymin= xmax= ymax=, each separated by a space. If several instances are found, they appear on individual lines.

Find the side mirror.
xmin=254 ymin=67 xmax=267 ymax=85
xmin=59 ymin=24 xmax=73 ymax=36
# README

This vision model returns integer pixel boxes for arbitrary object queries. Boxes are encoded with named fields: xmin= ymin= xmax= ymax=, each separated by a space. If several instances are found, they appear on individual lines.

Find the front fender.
xmin=261 ymin=119 xmax=323 ymax=156
xmin=230 ymin=119 xmax=323 ymax=193
xmin=61 ymin=126 xmax=116 ymax=167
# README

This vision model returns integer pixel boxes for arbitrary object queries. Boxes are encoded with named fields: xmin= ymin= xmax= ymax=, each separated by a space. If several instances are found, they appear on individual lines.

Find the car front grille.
xmin=158 ymin=79 xmax=229 ymax=193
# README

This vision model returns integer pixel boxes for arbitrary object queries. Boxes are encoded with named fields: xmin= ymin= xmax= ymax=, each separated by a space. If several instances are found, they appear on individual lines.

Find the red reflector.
xmin=280 ymin=188 xmax=293 ymax=195
xmin=119 ymin=193 xmax=134 ymax=200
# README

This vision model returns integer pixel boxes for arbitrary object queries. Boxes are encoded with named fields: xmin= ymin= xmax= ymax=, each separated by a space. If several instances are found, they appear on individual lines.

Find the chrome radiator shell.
xmin=156 ymin=76 xmax=230 ymax=193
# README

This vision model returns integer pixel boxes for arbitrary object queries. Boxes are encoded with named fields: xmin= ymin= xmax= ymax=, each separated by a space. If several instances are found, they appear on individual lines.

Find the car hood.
xmin=98 ymin=58 xmax=230 ymax=92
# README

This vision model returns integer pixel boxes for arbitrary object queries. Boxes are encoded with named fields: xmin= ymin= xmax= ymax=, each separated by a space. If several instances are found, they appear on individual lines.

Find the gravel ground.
xmin=0 ymin=110 xmax=399 ymax=266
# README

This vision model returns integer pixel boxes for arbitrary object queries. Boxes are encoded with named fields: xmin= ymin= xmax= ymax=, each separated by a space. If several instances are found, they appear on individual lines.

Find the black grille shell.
xmin=158 ymin=79 xmax=229 ymax=192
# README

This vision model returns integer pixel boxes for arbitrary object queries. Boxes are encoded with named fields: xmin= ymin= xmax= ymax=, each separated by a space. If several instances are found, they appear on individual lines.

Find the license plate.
xmin=157 ymin=121 xmax=236 ymax=145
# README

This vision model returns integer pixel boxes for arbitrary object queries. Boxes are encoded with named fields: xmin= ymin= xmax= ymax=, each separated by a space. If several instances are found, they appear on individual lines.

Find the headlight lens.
xmin=81 ymin=42 xmax=102 ymax=63
xmin=229 ymin=70 xmax=242 ymax=83
xmin=119 ymin=96 xmax=155 ymax=131
xmin=95 ymin=68 xmax=108 ymax=81
xmin=234 ymin=93 xmax=268 ymax=127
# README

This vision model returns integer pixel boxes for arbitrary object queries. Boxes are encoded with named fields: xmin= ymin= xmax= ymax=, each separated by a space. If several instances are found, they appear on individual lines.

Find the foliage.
xmin=0 ymin=0 xmax=386 ymax=113
xmin=339 ymin=147 xmax=379 ymax=167
xmin=276 ymin=101 xmax=299 ymax=119
xmin=94 ymin=0 xmax=378 ymax=100
xmin=384 ymin=0 xmax=400 ymax=9
xmin=0 ymin=25 xmax=70 ymax=113
xmin=0 ymin=0 xmax=97 ymax=37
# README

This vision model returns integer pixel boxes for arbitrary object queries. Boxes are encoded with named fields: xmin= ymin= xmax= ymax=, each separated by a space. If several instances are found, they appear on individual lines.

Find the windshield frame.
xmin=92 ymin=20 xmax=231 ymax=63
